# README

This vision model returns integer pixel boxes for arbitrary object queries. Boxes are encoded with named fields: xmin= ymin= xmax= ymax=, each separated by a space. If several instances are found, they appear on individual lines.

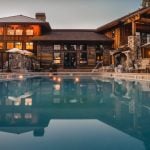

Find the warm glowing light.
xmin=54 ymin=84 xmax=61 ymax=91
xmin=14 ymin=99 xmax=21 ymax=106
xmin=53 ymin=77 xmax=57 ymax=81
xmin=57 ymin=77 xmax=61 ymax=82
xmin=25 ymin=98 xmax=32 ymax=106
xmin=75 ymin=77 xmax=80 ymax=82
xmin=48 ymin=73 xmax=52 ymax=77
xmin=19 ymin=75 xmax=24 ymax=79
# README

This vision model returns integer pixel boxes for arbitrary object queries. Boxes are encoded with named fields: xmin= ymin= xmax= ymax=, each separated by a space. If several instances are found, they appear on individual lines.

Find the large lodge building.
xmin=0 ymin=4 xmax=150 ymax=71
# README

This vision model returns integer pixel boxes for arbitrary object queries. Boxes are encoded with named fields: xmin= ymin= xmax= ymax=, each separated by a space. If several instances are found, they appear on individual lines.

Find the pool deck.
xmin=0 ymin=71 xmax=150 ymax=82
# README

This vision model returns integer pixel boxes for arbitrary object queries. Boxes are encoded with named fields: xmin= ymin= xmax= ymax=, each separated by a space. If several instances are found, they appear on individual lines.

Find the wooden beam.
xmin=125 ymin=14 xmax=140 ymax=24
xmin=132 ymin=21 xmax=136 ymax=36
xmin=139 ymin=18 xmax=150 ymax=24
xmin=136 ymin=24 xmax=150 ymax=33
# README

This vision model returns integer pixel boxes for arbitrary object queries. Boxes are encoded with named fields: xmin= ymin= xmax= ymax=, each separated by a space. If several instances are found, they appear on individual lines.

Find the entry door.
xmin=64 ymin=52 xmax=77 ymax=68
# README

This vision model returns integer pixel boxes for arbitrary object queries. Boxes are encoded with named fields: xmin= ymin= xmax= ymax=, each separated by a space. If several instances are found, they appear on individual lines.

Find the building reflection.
xmin=0 ymin=77 xmax=149 ymax=149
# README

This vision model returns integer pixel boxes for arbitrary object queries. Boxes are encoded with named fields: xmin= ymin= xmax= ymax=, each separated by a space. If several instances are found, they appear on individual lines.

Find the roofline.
xmin=0 ymin=22 xmax=51 ymax=31
xmin=52 ymin=29 xmax=97 ymax=32
xmin=32 ymin=39 xmax=113 ymax=44
xmin=96 ymin=7 xmax=150 ymax=32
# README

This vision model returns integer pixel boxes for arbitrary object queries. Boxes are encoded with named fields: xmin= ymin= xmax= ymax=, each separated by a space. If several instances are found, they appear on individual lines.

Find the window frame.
xmin=26 ymin=42 xmax=33 ymax=50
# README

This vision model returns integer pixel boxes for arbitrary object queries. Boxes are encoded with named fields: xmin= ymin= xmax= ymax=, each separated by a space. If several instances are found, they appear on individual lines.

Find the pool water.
xmin=0 ymin=76 xmax=150 ymax=150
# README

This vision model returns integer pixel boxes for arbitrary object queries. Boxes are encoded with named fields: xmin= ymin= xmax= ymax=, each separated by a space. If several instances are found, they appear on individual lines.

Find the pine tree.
xmin=142 ymin=0 xmax=150 ymax=7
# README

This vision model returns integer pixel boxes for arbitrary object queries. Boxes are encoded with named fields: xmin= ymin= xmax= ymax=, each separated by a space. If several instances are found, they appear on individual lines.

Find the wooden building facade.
xmin=97 ymin=7 xmax=150 ymax=69
xmin=0 ymin=6 xmax=149 ymax=71
xmin=33 ymin=30 xmax=113 ymax=69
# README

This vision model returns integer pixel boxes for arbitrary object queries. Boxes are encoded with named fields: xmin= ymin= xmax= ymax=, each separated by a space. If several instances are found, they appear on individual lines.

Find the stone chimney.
xmin=35 ymin=13 xmax=46 ymax=21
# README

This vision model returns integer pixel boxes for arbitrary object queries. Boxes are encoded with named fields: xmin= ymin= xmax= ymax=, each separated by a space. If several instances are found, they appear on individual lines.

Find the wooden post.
xmin=132 ymin=21 xmax=136 ymax=36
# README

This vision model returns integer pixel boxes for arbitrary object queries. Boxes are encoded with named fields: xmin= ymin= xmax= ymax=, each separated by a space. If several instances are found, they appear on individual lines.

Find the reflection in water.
xmin=0 ymin=77 xmax=150 ymax=150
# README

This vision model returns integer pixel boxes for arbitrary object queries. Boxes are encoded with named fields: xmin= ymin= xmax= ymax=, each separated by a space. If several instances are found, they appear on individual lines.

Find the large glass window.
xmin=80 ymin=52 xmax=87 ymax=64
xmin=0 ymin=42 xmax=4 ymax=49
xmin=70 ymin=45 xmax=76 ymax=51
xmin=54 ymin=45 xmax=61 ymax=50
xmin=0 ymin=27 xmax=3 ymax=35
xmin=7 ymin=42 xmax=14 ymax=49
xmin=54 ymin=52 xmax=61 ymax=64
xmin=26 ymin=29 xmax=34 ymax=35
xmin=64 ymin=45 xmax=76 ymax=51
xmin=26 ymin=42 xmax=33 ymax=50
xmin=80 ymin=45 xmax=87 ymax=51
xmin=15 ymin=42 xmax=22 ymax=49
xmin=80 ymin=45 xmax=87 ymax=64
xmin=96 ymin=45 xmax=103 ymax=63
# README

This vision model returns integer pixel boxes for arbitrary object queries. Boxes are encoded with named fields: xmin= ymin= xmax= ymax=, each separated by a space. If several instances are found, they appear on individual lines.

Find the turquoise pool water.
xmin=0 ymin=76 xmax=150 ymax=150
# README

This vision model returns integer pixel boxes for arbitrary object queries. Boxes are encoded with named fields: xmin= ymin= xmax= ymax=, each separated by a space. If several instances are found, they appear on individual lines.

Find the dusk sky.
xmin=0 ymin=0 xmax=141 ymax=29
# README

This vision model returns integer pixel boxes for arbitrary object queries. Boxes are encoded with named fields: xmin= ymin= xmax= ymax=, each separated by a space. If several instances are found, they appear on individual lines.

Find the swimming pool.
xmin=0 ymin=76 xmax=150 ymax=150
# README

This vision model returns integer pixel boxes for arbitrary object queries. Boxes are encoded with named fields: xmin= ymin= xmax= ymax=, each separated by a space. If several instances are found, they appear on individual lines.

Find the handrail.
xmin=92 ymin=61 xmax=103 ymax=73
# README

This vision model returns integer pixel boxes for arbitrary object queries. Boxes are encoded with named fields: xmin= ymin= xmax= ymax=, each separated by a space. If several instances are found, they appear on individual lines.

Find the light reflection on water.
xmin=0 ymin=77 xmax=150 ymax=150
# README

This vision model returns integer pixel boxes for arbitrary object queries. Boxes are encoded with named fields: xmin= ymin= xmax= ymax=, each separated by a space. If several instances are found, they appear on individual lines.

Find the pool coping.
xmin=0 ymin=72 xmax=150 ymax=82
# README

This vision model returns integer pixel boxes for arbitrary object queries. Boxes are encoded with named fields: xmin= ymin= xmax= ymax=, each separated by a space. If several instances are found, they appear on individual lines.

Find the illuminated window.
xmin=25 ymin=98 xmax=32 ymax=106
xmin=15 ymin=42 xmax=22 ymax=49
xmin=26 ymin=42 xmax=33 ymax=50
xmin=0 ymin=42 xmax=4 ymax=49
xmin=14 ymin=99 xmax=21 ymax=106
xmin=16 ymin=29 xmax=23 ymax=35
xmin=26 ymin=29 xmax=33 ymax=35
xmin=54 ymin=45 xmax=61 ymax=50
xmin=80 ymin=52 xmax=87 ymax=64
xmin=54 ymin=52 xmax=61 ymax=64
xmin=7 ymin=28 xmax=15 ymax=35
xmin=0 ymin=27 xmax=3 ymax=35
xmin=7 ymin=42 xmax=14 ymax=49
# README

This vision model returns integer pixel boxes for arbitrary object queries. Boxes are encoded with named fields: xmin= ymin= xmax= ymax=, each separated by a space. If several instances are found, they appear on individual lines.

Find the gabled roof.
xmin=97 ymin=7 xmax=150 ymax=32
xmin=32 ymin=29 xmax=113 ymax=43
xmin=0 ymin=15 xmax=51 ymax=31
xmin=0 ymin=15 xmax=45 ymax=23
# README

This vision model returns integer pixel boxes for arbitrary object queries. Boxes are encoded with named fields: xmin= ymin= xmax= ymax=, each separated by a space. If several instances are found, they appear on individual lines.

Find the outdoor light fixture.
xmin=75 ymin=77 xmax=80 ymax=83
xmin=57 ymin=77 xmax=61 ymax=82
xmin=48 ymin=73 xmax=52 ymax=77
xmin=53 ymin=76 xmax=57 ymax=81
xmin=19 ymin=75 xmax=24 ymax=79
